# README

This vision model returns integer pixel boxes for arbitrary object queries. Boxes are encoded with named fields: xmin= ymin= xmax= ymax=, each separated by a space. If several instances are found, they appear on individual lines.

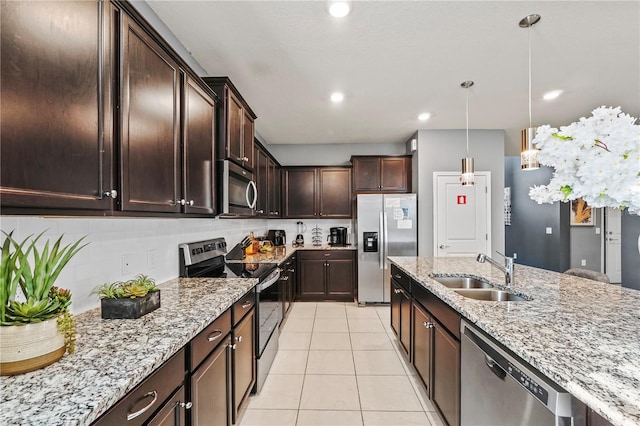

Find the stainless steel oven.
xmin=220 ymin=160 xmax=257 ymax=216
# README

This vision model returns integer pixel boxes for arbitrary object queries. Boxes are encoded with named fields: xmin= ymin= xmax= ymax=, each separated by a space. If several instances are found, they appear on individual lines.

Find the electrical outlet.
xmin=595 ymin=228 xmax=601 ymax=235
xmin=513 ymin=253 xmax=517 ymax=259
xmin=546 ymin=227 xmax=553 ymax=234
xmin=581 ymin=259 xmax=587 ymax=266
xmin=122 ymin=254 xmax=133 ymax=275
xmin=147 ymin=250 xmax=157 ymax=270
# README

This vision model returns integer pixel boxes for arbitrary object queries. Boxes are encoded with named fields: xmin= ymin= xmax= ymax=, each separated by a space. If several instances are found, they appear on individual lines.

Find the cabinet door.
xmin=352 ymin=157 xmax=381 ymax=192
xmin=232 ymin=309 xmax=255 ymax=424
xmin=432 ymin=322 xmax=460 ymax=426
xmin=191 ymin=338 xmax=230 ymax=426
xmin=399 ymin=287 xmax=412 ymax=358
xmin=380 ymin=157 xmax=410 ymax=192
xmin=326 ymin=259 xmax=354 ymax=298
xmin=283 ymin=168 xmax=317 ymax=218
xmin=0 ymin=0 xmax=113 ymax=211
xmin=227 ymin=91 xmax=243 ymax=164
xmin=255 ymin=147 xmax=268 ymax=217
xmin=299 ymin=259 xmax=326 ymax=298
xmin=242 ymin=110 xmax=255 ymax=170
xmin=121 ymin=13 xmax=181 ymax=213
xmin=412 ymin=302 xmax=432 ymax=398
xmin=268 ymin=159 xmax=281 ymax=218
xmin=147 ymin=385 xmax=187 ymax=426
xmin=390 ymin=281 xmax=401 ymax=337
xmin=183 ymin=76 xmax=215 ymax=215
xmin=319 ymin=168 xmax=352 ymax=218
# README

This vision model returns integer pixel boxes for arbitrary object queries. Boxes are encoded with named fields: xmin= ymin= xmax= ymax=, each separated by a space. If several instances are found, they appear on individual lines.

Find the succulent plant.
xmin=93 ymin=274 xmax=158 ymax=299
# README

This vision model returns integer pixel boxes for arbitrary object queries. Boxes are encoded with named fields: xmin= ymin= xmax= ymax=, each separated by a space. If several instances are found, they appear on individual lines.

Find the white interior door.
xmin=434 ymin=172 xmax=491 ymax=257
xmin=605 ymin=207 xmax=622 ymax=283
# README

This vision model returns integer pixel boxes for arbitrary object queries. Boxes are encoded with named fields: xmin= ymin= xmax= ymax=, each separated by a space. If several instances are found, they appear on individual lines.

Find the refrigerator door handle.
xmin=379 ymin=211 xmax=384 ymax=269
xmin=383 ymin=211 xmax=389 ymax=270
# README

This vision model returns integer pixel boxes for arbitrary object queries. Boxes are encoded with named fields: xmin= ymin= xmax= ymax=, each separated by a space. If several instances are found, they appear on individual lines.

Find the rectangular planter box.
xmin=100 ymin=290 xmax=161 ymax=319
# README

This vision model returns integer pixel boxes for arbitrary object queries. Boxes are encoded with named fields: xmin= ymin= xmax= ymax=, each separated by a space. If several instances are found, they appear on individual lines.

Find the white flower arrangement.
xmin=528 ymin=106 xmax=640 ymax=214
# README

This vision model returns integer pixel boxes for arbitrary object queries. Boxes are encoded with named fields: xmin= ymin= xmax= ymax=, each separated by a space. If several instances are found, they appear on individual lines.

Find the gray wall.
xmin=621 ymin=213 xmax=640 ymax=290
xmin=570 ymin=209 xmax=603 ymax=272
xmin=504 ymin=157 xmax=570 ymax=272
xmin=412 ymin=129 xmax=505 ymax=257
xmin=266 ymin=142 xmax=407 ymax=166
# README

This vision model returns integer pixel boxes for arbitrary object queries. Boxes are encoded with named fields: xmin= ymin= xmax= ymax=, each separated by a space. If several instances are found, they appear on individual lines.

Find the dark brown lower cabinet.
xmin=190 ymin=337 xmax=231 ymax=426
xmin=298 ymin=251 xmax=355 ymax=301
xmin=412 ymin=302 xmax=433 ymax=398
xmin=147 ymin=386 xmax=187 ymax=426
xmin=390 ymin=277 xmax=411 ymax=358
xmin=432 ymin=320 xmax=460 ymax=426
xmin=232 ymin=309 xmax=255 ymax=424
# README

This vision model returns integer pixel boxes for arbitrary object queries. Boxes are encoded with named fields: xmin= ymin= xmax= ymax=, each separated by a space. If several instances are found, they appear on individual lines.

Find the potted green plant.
xmin=93 ymin=274 xmax=160 ymax=319
xmin=0 ymin=231 xmax=86 ymax=376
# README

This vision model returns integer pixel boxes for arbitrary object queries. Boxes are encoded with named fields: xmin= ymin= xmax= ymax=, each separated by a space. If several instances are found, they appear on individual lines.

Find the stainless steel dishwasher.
xmin=461 ymin=320 xmax=586 ymax=426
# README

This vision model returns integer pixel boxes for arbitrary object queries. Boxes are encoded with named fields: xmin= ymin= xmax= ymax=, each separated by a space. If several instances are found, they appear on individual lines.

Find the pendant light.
xmin=460 ymin=81 xmax=475 ymax=186
xmin=520 ymin=14 xmax=541 ymax=170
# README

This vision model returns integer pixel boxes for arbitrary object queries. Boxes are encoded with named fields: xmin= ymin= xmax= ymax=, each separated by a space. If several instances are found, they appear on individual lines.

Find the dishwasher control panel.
xmin=507 ymin=362 xmax=549 ymax=404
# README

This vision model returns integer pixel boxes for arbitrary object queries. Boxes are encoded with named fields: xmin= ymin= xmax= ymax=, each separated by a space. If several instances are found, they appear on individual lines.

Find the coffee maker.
xmin=267 ymin=230 xmax=286 ymax=246
xmin=328 ymin=227 xmax=348 ymax=246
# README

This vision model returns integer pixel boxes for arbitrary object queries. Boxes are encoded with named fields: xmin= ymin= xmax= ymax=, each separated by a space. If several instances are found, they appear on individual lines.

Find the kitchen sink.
xmin=433 ymin=276 xmax=495 ymax=289
xmin=454 ymin=289 xmax=531 ymax=302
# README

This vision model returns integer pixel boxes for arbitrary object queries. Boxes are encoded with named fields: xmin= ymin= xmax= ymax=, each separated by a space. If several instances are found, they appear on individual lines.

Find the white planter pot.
xmin=0 ymin=317 xmax=65 ymax=376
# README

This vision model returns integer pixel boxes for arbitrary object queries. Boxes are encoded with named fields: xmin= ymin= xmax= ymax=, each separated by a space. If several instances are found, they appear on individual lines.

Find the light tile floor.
xmin=239 ymin=302 xmax=444 ymax=426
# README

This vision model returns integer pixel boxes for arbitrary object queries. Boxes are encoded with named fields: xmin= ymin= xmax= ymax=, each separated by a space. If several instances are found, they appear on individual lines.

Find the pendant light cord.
xmin=466 ymin=87 xmax=470 ymax=156
xmin=528 ymin=22 xmax=532 ymax=129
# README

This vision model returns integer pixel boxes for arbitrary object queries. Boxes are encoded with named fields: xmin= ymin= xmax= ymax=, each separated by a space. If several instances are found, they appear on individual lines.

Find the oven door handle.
xmin=256 ymin=269 xmax=281 ymax=292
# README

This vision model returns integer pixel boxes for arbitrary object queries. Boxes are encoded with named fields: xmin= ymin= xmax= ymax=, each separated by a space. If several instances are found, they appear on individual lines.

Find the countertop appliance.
xmin=178 ymin=237 xmax=281 ymax=393
xmin=267 ymin=229 xmax=286 ymax=247
xmin=219 ymin=160 xmax=257 ymax=217
xmin=355 ymin=194 xmax=417 ymax=304
xmin=328 ymin=227 xmax=348 ymax=246
xmin=460 ymin=320 xmax=585 ymax=426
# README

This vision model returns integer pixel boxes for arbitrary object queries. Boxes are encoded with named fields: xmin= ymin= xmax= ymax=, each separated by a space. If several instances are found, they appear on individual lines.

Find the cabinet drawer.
xmin=390 ymin=264 xmax=411 ymax=292
xmin=93 ymin=348 xmax=186 ymax=426
xmin=190 ymin=309 xmax=231 ymax=372
xmin=413 ymin=284 xmax=461 ymax=339
xmin=233 ymin=289 xmax=255 ymax=325
xmin=298 ymin=250 xmax=354 ymax=261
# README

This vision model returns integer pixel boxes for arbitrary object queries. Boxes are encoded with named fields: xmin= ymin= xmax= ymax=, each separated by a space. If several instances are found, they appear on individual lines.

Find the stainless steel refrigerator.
xmin=355 ymin=194 xmax=417 ymax=304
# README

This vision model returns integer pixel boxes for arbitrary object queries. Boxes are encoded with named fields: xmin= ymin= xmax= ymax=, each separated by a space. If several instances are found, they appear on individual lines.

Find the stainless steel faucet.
xmin=476 ymin=252 xmax=514 ymax=287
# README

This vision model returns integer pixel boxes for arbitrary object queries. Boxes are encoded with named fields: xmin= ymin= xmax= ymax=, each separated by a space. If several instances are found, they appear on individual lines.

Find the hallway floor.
xmin=238 ymin=302 xmax=444 ymax=426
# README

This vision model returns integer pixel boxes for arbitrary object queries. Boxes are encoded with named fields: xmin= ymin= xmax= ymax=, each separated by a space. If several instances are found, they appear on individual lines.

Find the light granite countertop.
xmin=0 ymin=276 xmax=258 ymax=426
xmin=227 ymin=243 xmax=356 ymax=264
xmin=388 ymin=256 xmax=640 ymax=426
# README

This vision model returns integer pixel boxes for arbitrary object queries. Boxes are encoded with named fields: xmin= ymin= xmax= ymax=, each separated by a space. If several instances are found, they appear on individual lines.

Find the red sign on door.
xmin=457 ymin=195 xmax=467 ymax=205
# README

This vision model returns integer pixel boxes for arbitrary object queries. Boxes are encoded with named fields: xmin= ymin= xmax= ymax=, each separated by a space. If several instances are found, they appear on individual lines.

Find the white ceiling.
xmin=147 ymin=1 xmax=640 ymax=154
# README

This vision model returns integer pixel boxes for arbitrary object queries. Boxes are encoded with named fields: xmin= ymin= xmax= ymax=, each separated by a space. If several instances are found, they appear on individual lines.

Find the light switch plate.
xmin=546 ymin=227 xmax=553 ymax=234
xmin=595 ymin=228 xmax=601 ymax=234
xmin=581 ymin=259 xmax=587 ymax=266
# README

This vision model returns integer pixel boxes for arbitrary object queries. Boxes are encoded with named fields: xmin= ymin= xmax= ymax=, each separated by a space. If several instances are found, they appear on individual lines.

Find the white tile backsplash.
xmin=1 ymin=216 xmax=268 ymax=315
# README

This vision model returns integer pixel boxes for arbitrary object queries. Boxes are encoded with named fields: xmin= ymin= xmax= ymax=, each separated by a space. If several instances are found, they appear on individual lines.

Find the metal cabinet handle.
xmin=324 ymin=253 xmax=330 ymax=257
xmin=281 ymin=276 xmax=289 ymax=281
xmin=103 ymin=189 xmax=118 ymax=198
xmin=394 ymin=274 xmax=402 ymax=279
xmin=126 ymin=390 xmax=158 ymax=421
xmin=207 ymin=329 xmax=223 ymax=342
xmin=394 ymin=288 xmax=401 ymax=294
xmin=257 ymin=209 xmax=264 ymax=214
xmin=230 ymin=343 xmax=237 ymax=350
xmin=176 ymin=401 xmax=193 ymax=410
xmin=423 ymin=321 xmax=435 ymax=329
xmin=241 ymin=301 xmax=252 ymax=309
xmin=235 ymin=335 xmax=243 ymax=343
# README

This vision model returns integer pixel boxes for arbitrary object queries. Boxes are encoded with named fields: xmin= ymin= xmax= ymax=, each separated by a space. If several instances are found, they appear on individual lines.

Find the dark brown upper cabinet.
xmin=0 ymin=0 xmax=114 ymax=211
xmin=267 ymin=157 xmax=281 ymax=218
xmin=119 ymin=12 xmax=181 ymax=213
xmin=203 ymin=77 xmax=256 ymax=172
xmin=254 ymin=145 xmax=269 ymax=217
xmin=182 ymin=76 xmax=217 ymax=215
xmin=282 ymin=167 xmax=352 ymax=219
xmin=351 ymin=156 xmax=412 ymax=193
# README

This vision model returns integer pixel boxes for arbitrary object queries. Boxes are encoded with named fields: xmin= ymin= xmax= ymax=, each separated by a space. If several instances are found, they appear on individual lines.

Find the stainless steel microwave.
xmin=219 ymin=160 xmax=257 ymax=217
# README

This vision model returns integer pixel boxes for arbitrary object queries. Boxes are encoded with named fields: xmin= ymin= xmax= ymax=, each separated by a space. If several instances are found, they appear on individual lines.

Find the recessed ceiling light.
xmin=328 ymin=1 xmax=351 ymax=18
xmin=418 ymin=112 xmax=431 ymax=121
xmin=330 ymin=92 xmax=344 ymax=103
xmin=543 ymin=90 xmax=563 ymax=100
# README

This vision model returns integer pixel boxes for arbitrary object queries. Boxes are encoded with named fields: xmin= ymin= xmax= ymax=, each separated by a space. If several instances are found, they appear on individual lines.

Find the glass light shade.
xmin=461 ymin=157 xmax=475 ymax=186
xmin=521 ymin=127 xmax=540 ymax=170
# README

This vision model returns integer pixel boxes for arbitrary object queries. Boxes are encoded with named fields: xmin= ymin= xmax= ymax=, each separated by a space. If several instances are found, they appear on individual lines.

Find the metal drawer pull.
xmin=176 ymin=401 xmax=193 ymax=410
xmin=230 ymin=343 xmax=237 ymax=350
xmin=126 ymin=390 xmax=158 ymax=421
xmin=281 ymin=276 xmax=289 ymax=281
xmin=241 ymin=301 xmax=252 ymax=309
xmin=235 ymin=335 xmax=243 ymax=343
xmin=394 ymin=274 xmax=402 ymax=279
xmin=423 ymin=322 xmax=435 ymax=329
xmin=324 ymin=253 xmax=330 ymax=256
xmin=394 ymin=288 xmax=401 ymax=294
xmin=207 ymin=329 xmax=223 ymax=341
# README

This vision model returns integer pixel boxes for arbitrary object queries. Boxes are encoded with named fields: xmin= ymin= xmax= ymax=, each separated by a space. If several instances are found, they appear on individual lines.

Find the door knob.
xmin=439 ymin=244 xmax=450 ymax=249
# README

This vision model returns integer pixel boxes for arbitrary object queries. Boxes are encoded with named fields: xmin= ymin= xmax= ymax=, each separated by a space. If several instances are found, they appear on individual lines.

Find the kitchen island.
xmin=0 ymin=276 xmax=258 ymax=425
xmin=389 ymin=256 xmax=640 ymax=426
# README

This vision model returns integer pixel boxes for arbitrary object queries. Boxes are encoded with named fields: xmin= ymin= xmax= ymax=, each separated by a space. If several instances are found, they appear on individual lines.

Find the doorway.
xmin=604 ymin=207 xmax=622 ymax=283
xmin=433 ymin=172 xmax=491 ymax=257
